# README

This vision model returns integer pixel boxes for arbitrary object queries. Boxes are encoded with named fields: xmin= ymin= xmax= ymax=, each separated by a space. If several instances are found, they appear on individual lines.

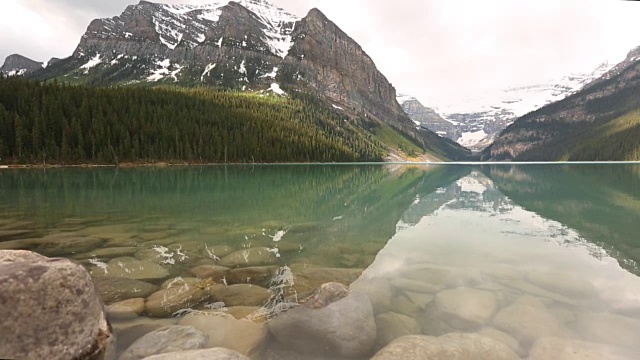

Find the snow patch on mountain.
xmin=237 ymin=0 xmax=299 ymax=58
xmin=201 ymin=63 xmax=217 ymax=81
xmin=269 ymin=83 xmax=286 ymax=96
xmin=148 ymin=59 xmax=183 ymax=82
xmin=80 ymin=53 xmax=102 ymax=73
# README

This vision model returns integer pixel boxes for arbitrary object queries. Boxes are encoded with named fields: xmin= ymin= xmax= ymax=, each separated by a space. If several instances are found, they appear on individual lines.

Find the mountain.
xmin=397 ymin=94 xmax=461 ymax=141
xmin=28 ymin=0 xmax=471 ymax=162
xmin=0 ymin=54 xmax=44 ymax=76
xmin=483 ymin=46 xmax=640 ymax=161
xmin=430 ymin=62 xmax=613 ymax=151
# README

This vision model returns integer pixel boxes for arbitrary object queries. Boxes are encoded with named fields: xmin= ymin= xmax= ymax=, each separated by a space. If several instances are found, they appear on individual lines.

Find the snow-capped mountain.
xmin=412 ymin=62 xmax=614 ymax=151
xmin=26 ymin=0 xmax=471 ymax=161
xmin=397 ymin=94 xmax=461 ymax=141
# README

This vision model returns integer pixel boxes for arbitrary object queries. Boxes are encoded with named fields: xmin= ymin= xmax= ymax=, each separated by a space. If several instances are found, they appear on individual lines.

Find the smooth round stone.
xmin=289 ymin=266 xmax=364 ymax=295
xmin=227 ymin=266 xmax=278 ymax=286
xmin=210 ymin=284 xmax=272 ymax=307
xmin=142 ymin=348 xmax=249 ymax=360
xmin=493 ymin=297 xmax=572 ymax=347
xmin=375 ymin=312 xmax=421 ymax=348
xmin=371 ymin=334 xmax=520 ymax=360
xmin=350 ymin=277 xmax=394 ymax=315
xmin=73 ymin=246 xmax=139 ymax=260
xmin=207 ymin=306 xmax=261 ymax=321
xmin=190 ymin=265 xmax=230 ymax=282
xmin=178 ymin=312 xmax=268 ymax=357
xmin=107 ymin=298 xmax=146 ymax=319
xmin=0 ymin=234 xmax=105 ymax=256
xmin=0 ymin=251 xmax=112 ymax=360
xmin=275 ymin=242 xmax=303 ymax=254
xmin=113 ymin=318 xmax=179 ymax=355
xmin=145 ymin=284 xmax=211 ymax=318
xmin=118 ymin=326 xmax=208 ymax=360
xmin=219 ymin=248 xmax=279 ymax=268
xmin=162 ymin=277 xmax=202 ymax=289
xmin=135 ymin=247 xmax=194 ymax=265
xmin=202 ymin=245 xmax=235 ymax=259
xmin=393 ymin=264 xmax=481 ymax=290
xmin=529 ymin=337 xmax=638 ymax=360
xmin=91 ymin=257 xmax=169 ymax=281
xmin=93 ymin=276 xmax=159 ymax=304
xmin=403 ymin=291 xmax=435 ymax=309
xmin=434 ymin=287 xmax=499 ymax=331
xmin=477 ymin=328 xmax=525 ymax=357
xmin=268 ymin=292 xmax=376 ymax=358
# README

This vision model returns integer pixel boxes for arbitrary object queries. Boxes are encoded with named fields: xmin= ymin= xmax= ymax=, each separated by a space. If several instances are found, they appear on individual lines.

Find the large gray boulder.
xmin=0 ymin=250 xmax=113 ymax=360
xmin=371 ymin=333 xmax=520 ymax=360
xmin=268 ymin=291 xmax=376 ymax=358
xmin=142 ymin=348 xmax=249 ymax=360
xmin=118 ymin=326 xmax=208 ymax=360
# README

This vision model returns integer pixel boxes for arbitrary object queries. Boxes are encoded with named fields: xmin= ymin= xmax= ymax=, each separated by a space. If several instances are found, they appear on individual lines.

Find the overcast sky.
xmin=2 ymin=0 xmax=640 ymax=108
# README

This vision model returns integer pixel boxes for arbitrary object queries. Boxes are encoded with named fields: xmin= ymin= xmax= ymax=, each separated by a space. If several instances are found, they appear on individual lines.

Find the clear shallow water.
xmin=1 ymin=164 xmax=640 ymax=359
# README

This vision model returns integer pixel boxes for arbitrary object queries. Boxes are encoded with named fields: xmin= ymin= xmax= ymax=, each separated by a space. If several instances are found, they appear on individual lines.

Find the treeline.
xmin=0 ymin=77 xmax=385 ymax=164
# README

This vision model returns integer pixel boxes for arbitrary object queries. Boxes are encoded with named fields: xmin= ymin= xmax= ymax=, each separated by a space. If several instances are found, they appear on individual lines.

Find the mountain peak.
xmin=1 ymin=54 xmax=44 ymax=76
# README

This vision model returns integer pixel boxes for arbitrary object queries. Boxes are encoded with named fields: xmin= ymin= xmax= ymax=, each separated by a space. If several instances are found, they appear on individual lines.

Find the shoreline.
xmin=1 ymin=160 xmax=640 ymax=169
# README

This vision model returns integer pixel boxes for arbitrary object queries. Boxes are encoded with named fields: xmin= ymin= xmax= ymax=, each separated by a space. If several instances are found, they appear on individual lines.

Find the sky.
xmin=1 ymin=0 xmax=640 ymax=110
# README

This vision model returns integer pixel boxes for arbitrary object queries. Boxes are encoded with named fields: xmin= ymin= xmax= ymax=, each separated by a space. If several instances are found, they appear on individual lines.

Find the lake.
xmin=1 ymin=164 xmax=640 ymax=359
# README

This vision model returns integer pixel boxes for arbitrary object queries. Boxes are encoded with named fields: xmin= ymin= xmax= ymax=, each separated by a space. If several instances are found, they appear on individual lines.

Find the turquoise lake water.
xmin=1 ymin=164 xmax=640 ymax=359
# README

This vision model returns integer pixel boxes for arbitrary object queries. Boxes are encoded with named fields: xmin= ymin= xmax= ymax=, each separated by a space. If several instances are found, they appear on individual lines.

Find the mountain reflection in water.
xmin=1 ymin=164 xmax=640 ymax=359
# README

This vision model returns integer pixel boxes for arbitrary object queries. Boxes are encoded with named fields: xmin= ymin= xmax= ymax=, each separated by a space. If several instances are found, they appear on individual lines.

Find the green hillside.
xmin=0 ymin=78 xmax=387 ymax=165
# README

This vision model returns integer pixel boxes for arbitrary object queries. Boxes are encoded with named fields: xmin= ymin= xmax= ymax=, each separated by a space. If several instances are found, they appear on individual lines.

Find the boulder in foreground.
xmin=0 ymin=250 xmax=113 ymax=360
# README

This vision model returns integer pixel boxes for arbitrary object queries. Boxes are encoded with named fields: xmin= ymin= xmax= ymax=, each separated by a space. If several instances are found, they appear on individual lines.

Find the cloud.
xmin=1 ymin=0 xmax=639 ymax=110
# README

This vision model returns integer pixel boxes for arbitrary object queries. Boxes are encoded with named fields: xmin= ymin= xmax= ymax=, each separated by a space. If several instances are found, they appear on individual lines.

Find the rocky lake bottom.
xmin=1 ymin=164 xmax=640 ymax=359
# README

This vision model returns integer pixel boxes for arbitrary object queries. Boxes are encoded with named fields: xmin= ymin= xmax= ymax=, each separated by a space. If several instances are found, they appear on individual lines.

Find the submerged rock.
xmin=93 ymin=276 xmax=159 ymax=304
xmin=371 ymin=334 xmax=520 ymax=360
xmin=227 ymin=266 xmax=278 ymax=286
xmin=190 ymin=265 xmax=230 ymax=282
xmin=107 ymin=298 xmax=146 ymax=319
xmin=375 ymin=312 xmax=421 ymax=348
xmin=268 ymin=292 xmax=376 ymax=358
xmin=526 ymin=271 xmax=597 ymax=299
xmin=90 ymin=257 xmax=169 ymax=281
xmin=434 ymin=287 xmax=498 ymax=331
xmin=577 ymin=312 xmax=640 ymax=349
xmin=142 ymin=348 xmax=249 ymax=360
xmin=0 ymin=250 xmax=113 ymax=360
xmin=219 ymin=248 xmax=279 ymax=268
xmin=178 ymin=312 xmax=268 ymax=357
xmin=301 ymin=282 xmax=351 ymax=309
xmin=529 ymin=337 xmax=638 ymax=360
xmin=477 ymin=327 xmax=525 ymax=357
xmin=492 ymin=296 xmax=571 ymax=347
xmin=118 ymin=325 xmax=208 ymax=360
xmin=209 ymin=284 xmax=272 ymax=307
xmin=145 ymin=282 xmax=211 ymax=318
xmin=0 ymin=234 xmax=105 ymax=256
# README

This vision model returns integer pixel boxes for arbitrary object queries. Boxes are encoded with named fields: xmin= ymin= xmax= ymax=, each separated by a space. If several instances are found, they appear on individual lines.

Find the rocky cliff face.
xmin=29 ymin=0 xmax=470 ymax=160
xmin=0 ymin=54 xmax=43 ymax=76
xmin=397 ymin=94 xmax=461 ymax=141
xmin=484 ymin=46 xmax=640 ymax=161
